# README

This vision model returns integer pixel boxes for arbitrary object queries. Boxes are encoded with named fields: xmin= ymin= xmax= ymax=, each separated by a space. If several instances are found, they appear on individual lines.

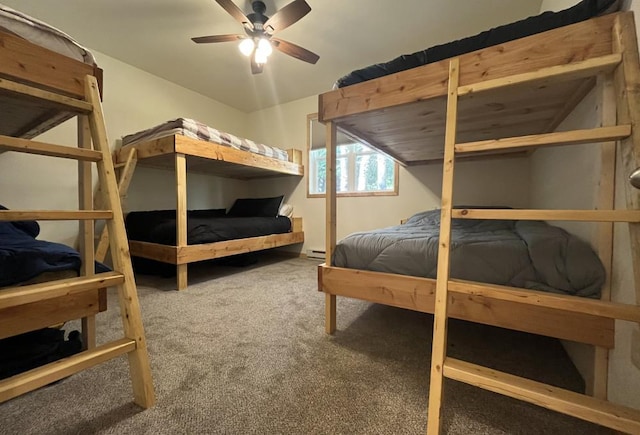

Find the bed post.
xmin=325 ymin=120 xmax=337 ymax=334
xmin=592 ymin=74 xmax=617 ymax=399
xmin=613 ymin=12 xmax=640 ymax=308
xmin=77 ymin=115 xmax=97 ymax=349
xmin=175 ymin=153 xmax=188 ymax=290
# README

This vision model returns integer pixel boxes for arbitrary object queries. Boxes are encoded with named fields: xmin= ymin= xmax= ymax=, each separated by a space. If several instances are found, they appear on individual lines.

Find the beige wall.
xmin=0 ymin=50 xmax=250 ymax=246
xmin=246 ymin=95 xmax=531 ymax=254
xmin=533 ymin=0 xmax=640 ymax=410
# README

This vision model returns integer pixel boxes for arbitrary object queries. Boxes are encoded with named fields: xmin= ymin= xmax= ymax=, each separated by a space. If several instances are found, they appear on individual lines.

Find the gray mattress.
xmin=333 ymin=209 xmax=605 ymax=298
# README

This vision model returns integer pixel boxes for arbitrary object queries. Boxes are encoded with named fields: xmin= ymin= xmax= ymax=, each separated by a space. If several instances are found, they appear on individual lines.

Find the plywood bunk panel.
xmin=317 ymin=8 xmax=640 ymax=433
xmin=114 ymin=132 xmax=305 ymax=290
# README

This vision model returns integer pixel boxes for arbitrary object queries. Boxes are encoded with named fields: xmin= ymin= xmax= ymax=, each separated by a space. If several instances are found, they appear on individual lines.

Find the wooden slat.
xmin=0 ymin=76 xmax=92 ymax=113
xmin=176 ymin=232 xmax=305 ymax=264
xmin=0 ymin=210 xmax=112 ymax=221
xmin=443 ymin=358 xmax=640 ymax=434
xmin=457 ymin=53 xmax=621 ymax=96
xmin=0 ymin=29 xmax=94 ymax=99
xmin=0 ymin=290 xmax=103 ymax=340
xmin=427 ymin=58 xmax=460 ymax=435
xmin=0 ymin=134 xmax=102 ymax=161
xmin=0 ymin=272 xmax=124 ymax=310
xmin=451 ymin=208 xmax=640 ymax=222
xmin=455 ymin=125 xmax=630 ymax=154
xmin=448 ymin=279 xmax=640 ymax=323
xmin=0 ymin=338 xmax=136 ymax=403
xmin=319 ymin=265 xmax=614 ymax=347
xmin=128 ymin=241 xmax=178 ymax=264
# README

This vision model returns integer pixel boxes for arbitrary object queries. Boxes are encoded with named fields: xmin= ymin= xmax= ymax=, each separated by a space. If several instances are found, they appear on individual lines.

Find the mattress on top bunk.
xmin=121 ymin=118 xmax=290 ymax=162
xmin=334 ymin=0 xmax=620 ymax=88
xmin=0 ymin=4 xmax=96 ymax=65
xmin=333 ymin=209 xmax=605 ymax=299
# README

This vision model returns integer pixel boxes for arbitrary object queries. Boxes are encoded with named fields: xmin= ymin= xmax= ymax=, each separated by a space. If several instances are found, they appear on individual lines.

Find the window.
xmin=307 ymin=114 xmax=398 ymax=197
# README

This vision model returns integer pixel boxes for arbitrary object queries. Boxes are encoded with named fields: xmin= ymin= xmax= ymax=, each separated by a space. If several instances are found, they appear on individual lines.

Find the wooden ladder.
xmin=426 ymin=30 xmax=640 ymax=435
xmin=0 ymin=75 xmax=155 ymax=407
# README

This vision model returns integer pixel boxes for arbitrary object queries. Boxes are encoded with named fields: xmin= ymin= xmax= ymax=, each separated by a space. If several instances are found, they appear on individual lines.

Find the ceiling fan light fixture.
xmin=255 ymin=50 xmax=268 ymax=65
xmin=257 ymin=38 xmax=273 ymax=56
xmin=238 ymin=38 xmax=255 ymax=56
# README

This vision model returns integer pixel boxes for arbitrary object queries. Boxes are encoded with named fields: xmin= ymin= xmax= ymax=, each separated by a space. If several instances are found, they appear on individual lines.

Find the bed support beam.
xmin=325 ymin=120 xmax=337 ymax=334
xmin=175 ymin=153 xmax=188 ymax=291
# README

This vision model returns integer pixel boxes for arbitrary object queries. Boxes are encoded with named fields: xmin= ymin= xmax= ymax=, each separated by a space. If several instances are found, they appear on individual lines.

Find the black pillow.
xmin=227 ymin=196 xmax=284 ymax=218
xmin=0 ymin=203 xmax=40 ymax=238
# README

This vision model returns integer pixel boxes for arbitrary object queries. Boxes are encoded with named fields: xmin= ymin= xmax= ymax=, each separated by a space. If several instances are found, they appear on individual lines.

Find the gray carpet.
xmin=1 ymin=256 xmax=612 ymax=434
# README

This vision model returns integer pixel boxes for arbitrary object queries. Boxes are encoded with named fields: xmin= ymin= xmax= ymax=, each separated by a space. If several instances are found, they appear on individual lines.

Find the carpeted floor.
xmin=0 ymin=256 xmax=613 ymax=434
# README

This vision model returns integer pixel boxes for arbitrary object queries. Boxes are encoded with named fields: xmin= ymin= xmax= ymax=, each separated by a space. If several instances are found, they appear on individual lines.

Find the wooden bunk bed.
xmin=317 ymin=8 xmax=640 ymax=435
xmin=113 ymin=129 xmax=305 ymax=291
xmin=0 ymin=12 xmax=154 ymax=406
xmin=0 ymin=28 xmax=106 ymax=346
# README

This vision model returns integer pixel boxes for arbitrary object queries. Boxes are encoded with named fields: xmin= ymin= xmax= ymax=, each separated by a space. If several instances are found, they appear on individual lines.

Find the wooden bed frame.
xmin=113 ymin=133 xmax=305 ymax=290
xmin=317 ymin=11 xmax=640 ymax=433
xmin=0 ymin=29 xmax=106 ymax=348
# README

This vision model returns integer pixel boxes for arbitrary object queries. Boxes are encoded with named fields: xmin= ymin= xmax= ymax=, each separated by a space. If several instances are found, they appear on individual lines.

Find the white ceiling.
xmin=2 ymin=0 xmax=543 ymax=112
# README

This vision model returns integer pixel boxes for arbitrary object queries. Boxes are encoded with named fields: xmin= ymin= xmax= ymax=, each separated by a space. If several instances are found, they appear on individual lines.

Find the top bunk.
xmin=0 ymin=5 xmax=102 ymax=139
xmin=318 ymin=0 xmax=626 ymax=165
xmin=113 ymin=118 xmax=304 ymax=180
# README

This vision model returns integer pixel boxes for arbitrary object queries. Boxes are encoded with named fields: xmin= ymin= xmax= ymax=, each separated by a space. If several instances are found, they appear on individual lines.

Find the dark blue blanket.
xmin=0 ymin=207 xmax=109 ymax=287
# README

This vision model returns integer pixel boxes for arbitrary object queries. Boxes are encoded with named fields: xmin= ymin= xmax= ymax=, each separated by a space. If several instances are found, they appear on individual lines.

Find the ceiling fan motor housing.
xmin=249 ymin=1 xmax=268 ymax=27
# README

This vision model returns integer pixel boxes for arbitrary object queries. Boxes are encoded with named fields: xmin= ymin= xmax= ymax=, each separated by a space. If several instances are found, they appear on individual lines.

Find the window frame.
xmin=306 ymin=113 xmax=399 ymax=198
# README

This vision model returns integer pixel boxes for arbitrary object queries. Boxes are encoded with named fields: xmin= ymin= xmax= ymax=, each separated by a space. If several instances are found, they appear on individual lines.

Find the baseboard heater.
xmin=306 ymin=249 xmax=326 ymax=260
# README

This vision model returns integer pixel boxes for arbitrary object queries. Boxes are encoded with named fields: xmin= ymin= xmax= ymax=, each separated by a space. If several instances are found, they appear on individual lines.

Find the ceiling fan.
xmin=192 ymin=0 xmax=320 ymax=74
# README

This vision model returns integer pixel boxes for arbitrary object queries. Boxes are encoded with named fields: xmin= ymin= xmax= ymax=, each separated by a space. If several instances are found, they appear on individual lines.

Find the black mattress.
xmin=125 ymin=208 xmax=293 ymax=276
xmin=0 ymin=205 xmax=109 ymax=287
xmin=335 ymin=0 xmax=620 ymax=88
xmin=125 ymin=209 xmax=292 ymax=245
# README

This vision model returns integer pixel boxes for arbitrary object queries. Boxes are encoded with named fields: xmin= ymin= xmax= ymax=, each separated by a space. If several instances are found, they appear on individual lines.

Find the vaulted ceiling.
xmin=2 ymin=0 xmax=543 ymax=112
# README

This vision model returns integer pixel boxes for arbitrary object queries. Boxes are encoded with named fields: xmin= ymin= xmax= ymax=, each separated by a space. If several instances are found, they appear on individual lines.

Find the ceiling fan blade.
xmin=272 ymin=38 xmax=319 ymax=64
xmin=215 ymin=0 xmax=254 ymax=30
xmin=263 ymin=0 xmax=311 ymax=34
xmin=251 ymin=53 xmax=264 ymax=74
xmin=191 ymin=34 xmax=245 ymax=44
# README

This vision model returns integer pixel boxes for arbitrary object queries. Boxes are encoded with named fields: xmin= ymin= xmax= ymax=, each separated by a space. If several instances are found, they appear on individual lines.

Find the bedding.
xmin=0 ymin=205 xmax=109 ymax=287
xmin=121 ymin=118 xmax=289 ymax=161
xmin=332 ymin=209 xmax=605 ymax=298
xmin=0 ymin=4 xmax=96 ymax=65
xmin=125 ymin=209 xmax=292 ymax=246
xmin=335 ymin=0 xmax=620 ymax=88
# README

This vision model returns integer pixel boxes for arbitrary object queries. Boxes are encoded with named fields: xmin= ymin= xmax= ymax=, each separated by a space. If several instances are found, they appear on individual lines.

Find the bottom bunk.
xmin=317 ymin=209 xmax=632 ymax=348
xmin=0 ymin=209 xmax=108 ymax=346
xmin=125 ymin=205 xmax=304 ymax=290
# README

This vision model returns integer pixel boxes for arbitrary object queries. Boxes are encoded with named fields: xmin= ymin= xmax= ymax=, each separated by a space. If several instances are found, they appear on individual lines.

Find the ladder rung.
xmin=458 ymin=53 xmax=622 ymax=96
xmin=455 ymin=125 xmax=630 ymax=154
xmin=451 ymin=208 xmax=640 ymax=223
xmin=0 ymin=134 xmax=103 ymax=161
xmin=0 ymin=338 xmax=136 ymax=403
xmin=449 ymin=279 xmax=640 ymax=323
xmin=0 ymin=210 xmax=113 ymax=221
xmin=0 ymin=271 xmax=124 ymax=309
xmin=443 ymin=357 xmax=640 ymax=434
xmin=0 ymin=77 xmax=93 ymax=113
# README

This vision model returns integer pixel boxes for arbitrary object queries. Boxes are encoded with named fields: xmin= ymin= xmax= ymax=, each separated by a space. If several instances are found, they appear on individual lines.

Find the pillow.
xmin=279 ymin=203 xmax=294 ymax=218
xmin=227 ymin=196 xmax=284 ymax=217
